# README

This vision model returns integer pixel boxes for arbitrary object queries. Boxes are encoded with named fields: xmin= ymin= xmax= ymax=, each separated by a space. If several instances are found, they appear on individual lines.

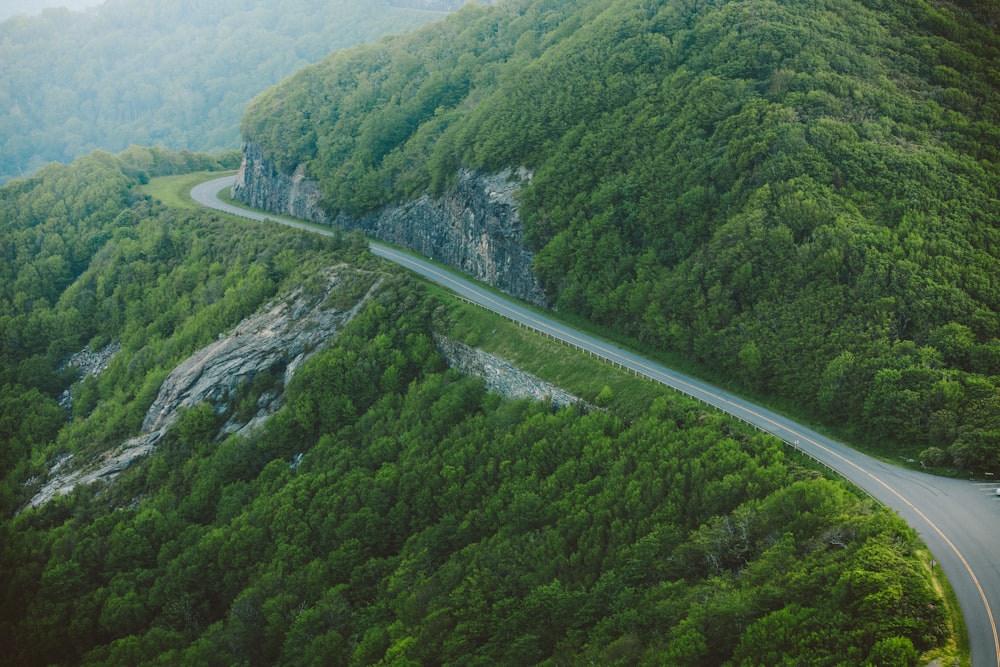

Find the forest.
xmin=240 ymin=0 xmax=1000 ymax=472
xmin=0 ymin=0 xmax=455 ymax=183
xmin=0 ymin=151 xmax=956 ymax=665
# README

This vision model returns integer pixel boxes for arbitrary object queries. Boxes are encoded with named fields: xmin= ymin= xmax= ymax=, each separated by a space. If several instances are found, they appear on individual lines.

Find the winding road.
xmin=192 ymin=174 xmax=1000 ymax=666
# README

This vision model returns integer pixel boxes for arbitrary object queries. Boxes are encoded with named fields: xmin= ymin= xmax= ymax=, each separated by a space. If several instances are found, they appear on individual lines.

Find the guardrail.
xmin=449 ymin=294 xmax=869 ymax=494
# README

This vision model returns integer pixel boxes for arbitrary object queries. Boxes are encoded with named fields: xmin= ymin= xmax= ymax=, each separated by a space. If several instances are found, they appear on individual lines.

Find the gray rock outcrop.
xmin=435 ymin=335 xmax=590 ymax=411
xmin=232 ymin=142 xmax=546 ymax=307
xmin=139 ymin=267 xmax=377 ymax=436
xmin=26 ymin=266 xmax=380 ymax=509
xmin=57 ymin=342 xmax=121 ymax=414
xmin=233 ymin=143 xmax=328 ymax=224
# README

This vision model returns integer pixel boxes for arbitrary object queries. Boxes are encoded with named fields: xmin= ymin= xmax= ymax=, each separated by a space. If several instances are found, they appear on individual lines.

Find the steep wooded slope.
xmin=242 ymin=0 xmax=1000 ymax=470
xmin=0 ymin=153 xmax=954 ymax=665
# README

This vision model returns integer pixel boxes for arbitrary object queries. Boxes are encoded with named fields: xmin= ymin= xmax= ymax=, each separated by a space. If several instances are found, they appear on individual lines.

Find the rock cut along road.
xmin=192 ymin=174 xmax=1000 ymax=666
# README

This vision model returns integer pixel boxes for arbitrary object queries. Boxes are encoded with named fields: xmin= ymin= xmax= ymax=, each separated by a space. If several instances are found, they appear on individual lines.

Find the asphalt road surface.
xmin=192 ymin=174 xmax=1000 ymax=666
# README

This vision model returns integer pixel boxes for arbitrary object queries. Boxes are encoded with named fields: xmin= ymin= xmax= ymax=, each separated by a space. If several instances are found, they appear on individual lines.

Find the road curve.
xmin=192 ymin=174 xmax=1000 ymax=666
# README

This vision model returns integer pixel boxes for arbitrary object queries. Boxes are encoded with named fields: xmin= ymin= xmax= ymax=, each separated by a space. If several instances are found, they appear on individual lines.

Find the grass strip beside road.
xmin=433 ymin=295 xmax=675 ymax=419
xmin=140 ymin=171 xmax=237 ymax=209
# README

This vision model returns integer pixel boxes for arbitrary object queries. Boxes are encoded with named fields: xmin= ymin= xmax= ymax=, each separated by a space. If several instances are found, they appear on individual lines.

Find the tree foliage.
xmin=0 ymin=149 xmax=362 ymax=516
xmin=1 ymin=301 xmax=950 ymax=666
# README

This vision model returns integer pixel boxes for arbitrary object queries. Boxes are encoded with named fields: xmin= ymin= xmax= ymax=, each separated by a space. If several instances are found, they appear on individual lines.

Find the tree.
xmin=868 ymin=636 xmax=919 ymax=667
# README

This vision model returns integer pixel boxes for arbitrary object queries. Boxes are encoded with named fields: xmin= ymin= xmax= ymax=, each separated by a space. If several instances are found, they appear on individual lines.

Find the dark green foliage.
xmin=0 ymin=385 xmax=64 ymax=512
xmin=0 ymin=298 xmax=950 ymax=665
xmin=0 ymin=146 xmax=952 ymax=660
xmin=243 ymin=0 xmax=1000 ymax=470
xmin=0 ymin=0 xmax=454 ymax=183
xmin=0 ymin=5 xmax=969 ymax=657
xmin=0 ymin=145 xmax=952 ymax=665
xmin=0 ymin=144 xmax=952 ymax=665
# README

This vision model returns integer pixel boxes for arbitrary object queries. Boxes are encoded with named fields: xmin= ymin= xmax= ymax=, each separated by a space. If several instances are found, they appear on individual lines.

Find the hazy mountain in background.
xmin=0 ymin=0 xmax=100 ymax=21
xmin=390 ymin=0 xmax=491 ymax=8
xmin=0 ymin=0 xmax=470 ymax=183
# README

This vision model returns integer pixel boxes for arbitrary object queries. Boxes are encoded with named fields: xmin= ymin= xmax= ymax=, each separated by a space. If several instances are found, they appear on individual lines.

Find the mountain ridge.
xmin=237 ymin=0 xmax=1000 ymax=472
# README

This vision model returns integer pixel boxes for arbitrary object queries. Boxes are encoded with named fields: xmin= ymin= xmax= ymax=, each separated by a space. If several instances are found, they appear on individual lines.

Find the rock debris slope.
xmin=26 ymin=266 xmax=381 ymax=509
xmin=435 ymin=334 xmax=590 ymax=411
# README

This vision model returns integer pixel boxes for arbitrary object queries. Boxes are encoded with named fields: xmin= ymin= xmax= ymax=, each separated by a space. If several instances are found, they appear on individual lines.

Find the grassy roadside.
xmin=431 ymin=292 xmax=679 ymax=419
xmin=139 ymin=170 xmax=237 ymax=209
xmin=919 ymin=546 xmax=971 ymax=667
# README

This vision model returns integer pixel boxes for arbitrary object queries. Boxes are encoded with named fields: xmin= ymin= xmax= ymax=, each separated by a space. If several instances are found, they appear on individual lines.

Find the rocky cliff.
xmin=232 ymin=142 xmax=546 ymax=307
xmin=26 ymin=266 xmax=380 ymax=509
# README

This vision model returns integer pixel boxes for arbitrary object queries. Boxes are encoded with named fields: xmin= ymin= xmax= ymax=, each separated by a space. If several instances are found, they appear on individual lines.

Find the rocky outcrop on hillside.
xmin=233 ymin=143 xmax=328 ymax=224
xmin=435 ymin=335 xmax=590 ymax=411
xmin=232 ymin=142 xmax=546 ymax=307
xmin=57 ymin=342 xmax=121 ymax=415
xmin=139 ymin=269 xmax=378 ymax=438
xmin=26 ymin=266 xmax=380 ymax=509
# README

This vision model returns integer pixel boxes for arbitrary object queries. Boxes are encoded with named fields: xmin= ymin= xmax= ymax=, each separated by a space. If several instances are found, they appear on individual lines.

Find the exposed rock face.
xmin=139 ymin=268 xmax=377 ymax=436
xmin=435 ymin=335 xmax=590 ymax=411
xmin=26 ymin=267 xmax=380 ymax=509
xmin=232 ymin=142 xmax=547 ymax=307
xmin=233 ymin=143 xmax=327 ymax=223
xmin=61 ymin=342 xmax=121 ymax=379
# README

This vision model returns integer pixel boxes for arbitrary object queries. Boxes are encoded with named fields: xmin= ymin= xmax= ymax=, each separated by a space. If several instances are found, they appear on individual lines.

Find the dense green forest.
xmin=0 ymin=151 xmax=956 ymax=663
xmin=241 ymin=0 xmax=1000 ymax=472
xmin=0 ymin=146 xmax=333 ymax=510
xmin=0 ymin=0 xmax=459 ymax=184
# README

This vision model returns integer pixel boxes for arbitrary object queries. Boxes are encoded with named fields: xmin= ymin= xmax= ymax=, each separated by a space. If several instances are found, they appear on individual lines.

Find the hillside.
xmin=0 ymin=0 xmax=463 ymax=183
xmin=240 ymin=0 xmax=1000 ymax=472
xmin=0 ymin=152 xmax=958 ymax=666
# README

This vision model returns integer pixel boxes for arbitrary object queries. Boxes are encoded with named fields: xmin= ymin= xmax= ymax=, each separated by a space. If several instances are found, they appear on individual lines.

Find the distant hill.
xmin=391 ymin=0 xmax=497 ymax=8
xmin=0 ymin=0 xmax=100 ymax=21
xmin=240 ymin=0 xmax=1000 ymax=472
xmin=0 ymin=0 xmax=465 ymax=183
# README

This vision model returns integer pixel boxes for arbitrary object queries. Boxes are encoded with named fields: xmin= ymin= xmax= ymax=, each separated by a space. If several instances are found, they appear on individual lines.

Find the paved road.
xmin=192 ymin=175 xmax=1000 ymax=665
